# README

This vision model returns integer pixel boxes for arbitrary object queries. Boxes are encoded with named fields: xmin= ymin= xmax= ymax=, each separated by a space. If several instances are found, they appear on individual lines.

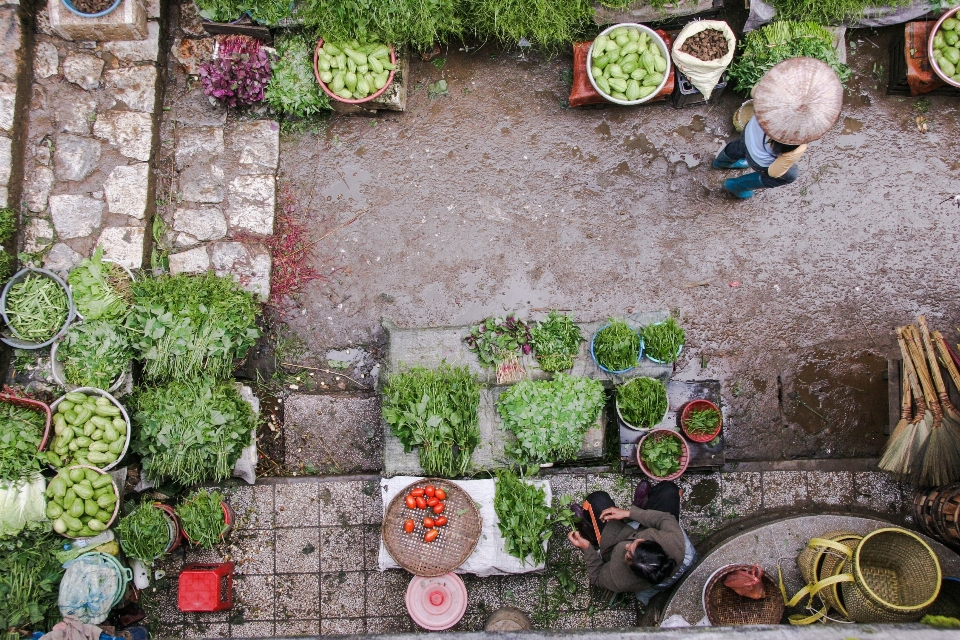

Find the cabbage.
xmin=0 ymin=475 xmax=47 ymax=538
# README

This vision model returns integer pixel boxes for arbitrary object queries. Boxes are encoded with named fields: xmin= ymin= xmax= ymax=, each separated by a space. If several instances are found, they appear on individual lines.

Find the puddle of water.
xmin=623 ymin=133 xmax=657 ymax=155
xmin=688 ymin=478 xmax=719 ymax=508
xmin=673 ymin=115 xmax=706 ymax=139
xmin=841 ymin=117 xmax=863 ymax=135
xmin=320 ymin=166 xmax=372 ymax=203
xmin=595 ymin=122 xmax=611 ymax=137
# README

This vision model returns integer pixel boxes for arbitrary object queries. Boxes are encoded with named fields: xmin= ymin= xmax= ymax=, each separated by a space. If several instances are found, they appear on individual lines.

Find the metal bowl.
xmin=929 ymin=6 xmax=960 ymax=89
xmin=587 ymin=23 xmax=671 ymax=106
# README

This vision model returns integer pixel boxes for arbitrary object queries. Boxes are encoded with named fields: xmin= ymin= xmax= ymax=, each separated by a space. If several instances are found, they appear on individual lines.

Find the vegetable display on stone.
xmin=684 ymin=406 xmax=721 ymax=436
xmin=465 ymin=315 xmax=532 ymax=383
xmin=46 ymin=466 xmax=117 ymax=538
xmin=3 ymin=273 xmax=69 ymax=343
xmin=932 ymin=16 xmax=960 ymax=83
xmin=530 ymin=310 xmax=583 ymax=372
xmin=298 ymin=0 xmax=463 ymax=51
xmin=117 ymin=502 xmax=171 ymax=563
xmin=47 ymin=391 xmax=127 ymax=470
xmin=0 ymin=530 xmax=64 ymax=632
xmin=266 ymin=33 xmax=332 ymax=117
xmin=132 ymin=378 xmax=255 ymax=486
xmin=467 ymin=0 xmax=593 ymax=54
xmin=639 ymin=431 xmax=683 ymax=478
xmin=767 ymin=0 xmax=912 ymax=25
xmin=382 ymin=364 xmax=481 ymax=478
xmin=176 ymin=489 xmax=228 ymax=548
xmin=642 ymin=317 xmax=685 ymax=363
xmin=592 ymin=318 xmax=640 ymax=372
xmin=494 ymin=469 xmax=556 ymax=565
xmin=497 ymin=374 xmax=605 ymax=465
xmin=199 ymin=36 xmax=273 ymax=108
xmin=0 ymin=401 xmax=47 ymax=484
xmin=590 ymin=26 xmax=668 ymax=102
xmin=67 ymin=248 xmax=132 ymax=322
xmin=127 ymin=272 xmax=260 ymax=382
xmin=315 ymin=40 xmax=396 ymax=101
xmin=57 ymin=320 xmax=132 ymax=389
xmin=617 ymin=377 xmax=668 ymax=429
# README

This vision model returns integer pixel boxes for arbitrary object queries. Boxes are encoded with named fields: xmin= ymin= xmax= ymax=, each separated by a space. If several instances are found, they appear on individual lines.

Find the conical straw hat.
xmin=753 ymin=57 xmax=843 ymax=145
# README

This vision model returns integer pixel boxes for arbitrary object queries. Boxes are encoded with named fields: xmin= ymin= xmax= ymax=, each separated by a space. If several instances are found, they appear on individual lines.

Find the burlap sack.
xmin=671 ymin=20 xmax=736 ymax=100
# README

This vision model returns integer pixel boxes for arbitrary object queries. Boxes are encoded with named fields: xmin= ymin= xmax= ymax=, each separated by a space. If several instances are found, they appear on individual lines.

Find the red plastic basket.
xmin=680 ymin=399 xmax=722 ymax=443
xmin=0 ymin=392 xmax=52 ymax=452
xmin=636 ymin=429 xmax=689 ymax=481
xmin=180 ymin=501 xmax=234 ymax=546
xmin=313 ymin=39 xmax=397 ymax=104
xmin=178 ymin=562 xmax=234 ymax=612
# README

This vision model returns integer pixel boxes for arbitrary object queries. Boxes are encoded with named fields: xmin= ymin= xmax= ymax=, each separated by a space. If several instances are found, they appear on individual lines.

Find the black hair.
xmin=764 ymin=134 xmax=800 ymax=156
xmin=629 ymin=541 xmax=676 ymax=584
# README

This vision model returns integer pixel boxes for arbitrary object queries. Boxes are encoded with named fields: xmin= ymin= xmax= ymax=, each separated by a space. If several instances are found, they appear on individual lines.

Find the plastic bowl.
xmin=60 ymin=0 xmax=123 ymax=18
xmin=616 ymin=377 xmax=668 ymax=431
xmin=591 ymin=322 xmax=644 ymax=374
xmin=313 ymin=39 xmax=397 ymax=105
xmin=680 ymin=399 xmax=722 ymax=443
xmin=49 ymin=326 xmax=129 ymax=394
xmin=1 ymin=267 xmax=76 ymax=349
xmin=929 ymin=6 xmax=960 ymax=89
xmin=154 ymin=503 xmax=184 ymax=556
xmin=49 ymin=387 xmax=131 ymax=472
xmin=644 ymin=320 xmax=684 ymax=364
xmin=636 ymin=428 xmax=689 ymax=481
xmin=587 ymin=23 xmax=672 ymax=106
xmin=180 ymin=500 xmax=235 ymax=546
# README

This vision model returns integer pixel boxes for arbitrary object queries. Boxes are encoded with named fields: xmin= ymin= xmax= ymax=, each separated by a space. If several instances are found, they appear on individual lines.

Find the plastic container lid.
xmin=406 ymin=573 xmax=468 ymax=631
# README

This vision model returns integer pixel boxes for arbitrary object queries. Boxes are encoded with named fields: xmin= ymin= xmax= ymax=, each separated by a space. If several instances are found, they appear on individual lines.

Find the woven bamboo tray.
xmin=704 ymin=564 xmax=784 ymax=626
xmin=382 ymin=478 xmax=482 ymax=577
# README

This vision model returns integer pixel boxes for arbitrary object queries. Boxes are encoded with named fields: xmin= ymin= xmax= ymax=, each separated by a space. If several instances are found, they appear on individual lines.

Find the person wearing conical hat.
xmin=713 ymin=57 xmax=843 ymax=199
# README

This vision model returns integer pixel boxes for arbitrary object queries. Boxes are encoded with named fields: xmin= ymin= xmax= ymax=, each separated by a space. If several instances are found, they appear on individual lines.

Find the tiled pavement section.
xmin=147 ymin=469 xmax=911 ymax=637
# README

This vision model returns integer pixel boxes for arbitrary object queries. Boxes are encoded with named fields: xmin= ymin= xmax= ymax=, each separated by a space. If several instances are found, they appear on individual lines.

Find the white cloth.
xmin=378 ymin=476 xmax=552 ymax=577
xmin=743 ymin=116 xmax=776 ymax=167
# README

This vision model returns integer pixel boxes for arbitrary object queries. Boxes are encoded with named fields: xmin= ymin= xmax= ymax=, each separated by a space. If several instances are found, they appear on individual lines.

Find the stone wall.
xmin=0 ymin=0 xmax=30 ymax=211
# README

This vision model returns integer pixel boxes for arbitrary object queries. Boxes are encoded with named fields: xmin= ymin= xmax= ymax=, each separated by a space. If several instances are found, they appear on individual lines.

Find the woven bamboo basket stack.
xmin=913 ymin=484 xmax=960 ymax=550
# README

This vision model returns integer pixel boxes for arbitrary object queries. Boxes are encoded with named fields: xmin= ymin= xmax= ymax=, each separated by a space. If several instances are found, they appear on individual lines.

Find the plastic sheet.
xmin=58 ymin=554 xmax=122 ymax=624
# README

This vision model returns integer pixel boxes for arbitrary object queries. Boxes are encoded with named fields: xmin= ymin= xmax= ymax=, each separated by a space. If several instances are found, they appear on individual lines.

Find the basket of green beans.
xmin=1 ymin=268 xmax=76 ymax=349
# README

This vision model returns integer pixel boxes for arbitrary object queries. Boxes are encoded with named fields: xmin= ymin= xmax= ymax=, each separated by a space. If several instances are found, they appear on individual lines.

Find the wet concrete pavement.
xmin=279 ymin=26 xmax=960 ymax=462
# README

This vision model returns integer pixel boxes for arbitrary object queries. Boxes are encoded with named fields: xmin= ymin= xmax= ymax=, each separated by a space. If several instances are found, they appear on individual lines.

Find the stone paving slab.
xmin=283 ymin=393 xmax=384 ymax=474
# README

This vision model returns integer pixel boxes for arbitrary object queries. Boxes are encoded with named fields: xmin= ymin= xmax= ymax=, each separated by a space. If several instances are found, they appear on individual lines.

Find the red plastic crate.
xmin=178 ymin=562 xmax=234 ymax=612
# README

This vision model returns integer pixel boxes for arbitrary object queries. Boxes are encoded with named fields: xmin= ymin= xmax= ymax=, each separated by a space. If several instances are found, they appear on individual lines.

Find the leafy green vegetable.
xmin=0 ymin=476 xmax=47 ymax=538
xmin=494 ymin=469 xmax=553 ymax=565
xmin=531 ymin=310 xmax=583 ymax=372
xmin=769 ymin=0 xmax=911 ymax=24
xmin=465 ymin=315 xmax=532 ymax=383
xmin=0 ymin=529 xmax=64 ymax=632
xmin=194 ymin=0 xmax=244 ymax=22
xmin=0 ymin=208 xmax=16 ymax=244
xmin=466 ymin=0 xmax=594 ymax=54
xmin=245 ymin=0 xmax=292 ymax=25
xmin=616 ymin=377 xmax=668 ymax=429
xmin=382 ymin=364 xmax=481 ymax=477
xmin=67 ymin=248 xmax=132 ymax=322
xmin=176 ymin=489 xmax=227 ymax=548
xmin=4 ymin=273 xmax=69 ymax=343
xmin=57 ymin=320 xmax=132 ymax=389
xmin=118 ymin=502 xmax=171 ymax=563
xmin=684 ymin=407 xmax=721 ymax=436
xmin=592 ymin=318 xmax=640 ymax=372
xmin=642 ymin=317 xmax=685 ymax=363
xmin=639 ymin=431 xmax=683 ymax=478
xmin=498 ymin=374 xmax=605 ymax=464
xmin=266 ymin=33 xmax=332 ymax=118
xmin=132 ymin=378 xmax=255 ymax=486
xmin=0 ymin=402 xmax=46 ymax=485
xmin=127 ymin=272 xmax=260 ymax=382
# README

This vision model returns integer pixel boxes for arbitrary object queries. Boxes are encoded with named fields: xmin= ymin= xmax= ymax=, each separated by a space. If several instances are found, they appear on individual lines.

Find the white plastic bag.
xmin=671 ymin=20 xmax=736 ymax=100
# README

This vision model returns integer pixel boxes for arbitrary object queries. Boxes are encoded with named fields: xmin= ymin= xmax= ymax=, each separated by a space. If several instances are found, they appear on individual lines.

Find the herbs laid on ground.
xmin=0 ymin=530 xmax=64 ymax=632
xmin=465 ymin=315 xmax=532 ymax=383
xmin=617 ymin=377 xmax=668 ymax=429
xmin=0 ymin=401 xmax=47 ymax=484
xmin=67 ymin=247 xmax=132 ymax=321
xmin=494 ymin=469 xmax=553 ymax=565
xmin=468 ymin=0 xmax=594 ymax=54
xmin=728 ymin=21 xmax=851 ymax=92
xmin=244 ymin=0 xmax=292 ymax=25
xmin=642 ymin=317 xmax=685 ymax=363
xmin=117 ymin=502 xmax=170 ymax=563
xmin=315 ymin=40 xmax=396 ymax=101
xmin=3 ymin=272 xmax=69 ymax=343
xmin=57 ymin=321 xmax=132 ymax=389
xmin=0 ymin=208 xmax=16 ymax=282
xmin=592 ymin=318 xmax=640 ymax=372
xmin=132 ymin=379 xmax=255 ymax=486
xmin=382 ymin=364 xmax=481 ymax=478
xmin=498 ymin=374 xmax=605 ymax=465
xmin=590 ymin=26 xmax=667 ymax=102
xmin=531 ymin=310 xmax=583 ymax=372
xmin=266 ymin=33 xmax=332 ymax=117
xmin=679 ymin=28 xmax=728 ymax=61
xmin=176 ymin=489 xmax=228 ymax=548
xmin=199 ymin=36 xmax=273 ymax=108
xmin=46 ymin=466 xmax=117 ymax=538
xmin=684 ymin=406 xmax=721 ymax=436
xmin=768 ymin=0 xmax=911 ymax=25
xmin=639 ymin=431 xmax=683 ymax=478
xmin=47 ymin=391 xmax=126 ymax=470
xmin=127 ymin=272 xmax=260 ymax=382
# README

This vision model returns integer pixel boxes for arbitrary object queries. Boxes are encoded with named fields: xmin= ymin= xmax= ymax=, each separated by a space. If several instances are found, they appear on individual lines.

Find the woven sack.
xmin=671 ymin=20 xmax=736 ymax=100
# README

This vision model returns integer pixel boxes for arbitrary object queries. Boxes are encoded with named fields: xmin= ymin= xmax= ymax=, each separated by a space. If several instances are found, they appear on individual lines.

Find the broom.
xmin=878 ymin=368 xmax=914 ymax=477
xmin=934 ymin=330 xmax=960 ymax=403
xmin=919 ymin=317 xmax=960 ymax=429
xmin=886 ymin=327 xmax=931 ymax=479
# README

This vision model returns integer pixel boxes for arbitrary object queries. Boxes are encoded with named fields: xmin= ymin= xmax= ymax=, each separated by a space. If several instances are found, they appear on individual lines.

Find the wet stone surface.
xmin=283 ymin=394 xmax=383 ymax=474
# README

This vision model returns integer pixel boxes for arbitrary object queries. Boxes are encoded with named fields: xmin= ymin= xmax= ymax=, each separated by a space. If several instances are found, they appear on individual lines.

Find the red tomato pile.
xmin=401 ymin=484 xmax=449 ymax=543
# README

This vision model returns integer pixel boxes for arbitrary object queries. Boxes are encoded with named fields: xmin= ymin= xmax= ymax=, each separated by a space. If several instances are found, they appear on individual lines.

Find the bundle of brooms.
xmin=880 ymin=316 xmax=960 ymax=486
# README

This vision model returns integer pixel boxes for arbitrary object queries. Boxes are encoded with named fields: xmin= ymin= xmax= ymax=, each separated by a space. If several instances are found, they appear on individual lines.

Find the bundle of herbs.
xmin=0 ymin=401 xmax=47 ymax=485
xmin=199 ymin=36 xmax=273 ymax=108
xmin=0 ymin=530 xmax=64 ymax=633
xmin=639 ymin=431 xmax=683 ymax=478
xmin=592 ymin=318 xmax=640 ymax=372
xmin=3 ymin=273 xmax=69 ymax=343
xmin=0 ymin=208 xmax=16 ymax=282
xmin=498 ymin=373 xmax=605 ymax=465
xmin=466 ymin=0 xmax=594 ymax=54
xmin=617 ymin=377 xmax=668 ymax=429
xmin=127 ymin=272 xmax=260 ymax=382
xmin=531 ymin=310 xmax=583 ymax=372
xmin=131 ymin=378 xmax=255 ymax=486
xmin=684 ymin=406 xmax=721 ymax=437
xmin=465 ymin=315 xmax=532 ymax=383
xmin=494 ymin=469 xmax=570 ymax=566
xmin=642 ymin=317 xmax=685 ymax=363
xmin=382 ymin=364 xmax=481 ymax=477
xmin=117 ymin=502 xmax=171 ymax=563
xmin=176 ymin=489 xmax=228 ymax=548
xmin=266 ymin=33 xmax=331 ymax=118
xmin=57 ymin=320 xmax=132 ymax=389
xmin=67 ymin=248 xmax=132 ymax=321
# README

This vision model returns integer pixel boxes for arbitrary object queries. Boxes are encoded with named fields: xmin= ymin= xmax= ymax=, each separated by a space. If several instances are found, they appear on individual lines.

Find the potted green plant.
xmin=464 ymin=315 xmax=532 ymax=383
xmin=591 ymin=318 xmax=642 ymax=374
xmin=616 ymin=377 xmax=668 ymax=430
xmin=118 ymin=502 xmax=181 ymax=564
xmin=530 ymin=310 xmax=583 ymax=372
xmin=681 ymin=399 xmax=722 ymax=443
xmin=636 ymin=429 xmax=688 ymax=481
xmin=642 ymin=317 xmax=685 ymax=364
xmin=176 ymin=489 xmax=234 ymax=548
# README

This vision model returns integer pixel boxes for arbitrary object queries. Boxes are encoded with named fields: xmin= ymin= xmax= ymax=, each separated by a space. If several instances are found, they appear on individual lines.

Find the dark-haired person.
xmin=567 ymin=481 xmax=698 ymax=605
xmin=712 ymin=111 xmax=805 ymax=200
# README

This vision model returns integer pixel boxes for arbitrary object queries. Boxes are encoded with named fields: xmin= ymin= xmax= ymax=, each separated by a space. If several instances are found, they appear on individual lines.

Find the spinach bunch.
xmin=194 ymin=0 xmax=244 ymax=21
xmin=117 ymin=502 xmax=171 ymax=563
xmin=132 ymin=379 xmax=255 ymax=486
xmin=176 ymin=489 xmax=227 ymax=548
xmin=640 ymin=432 xmax=682 ymax=477
xmin=382 ymin=364 xmax=481 ymax=478
xmin=617 ymin=377 xmax=668 ymax=429
xmin=0 ymin=531 xmax=64 ymax=632
xmin=494 ymin=469 xmax=554 ymax=565
xmin=0 ymin=402 xmax=47 ymax=484
xmin=58 ymin=320 xmax=132 ymax=389
xmin=531 ymin=310 xmax=583 ymax=372
xmin=127 ymin=273 xmax=260 ymax=382
xmin=266 ymin=33 xmax=331 ymax=118
xmin=498 ymin=374 xmax=605 ymax=464
xmin=67 ymin=248 xmax=131 ymax=322
xmin=642 ymin=317 xmax=684 ymax=363
xmin=593 ymin=318 xmax=640 ymax=372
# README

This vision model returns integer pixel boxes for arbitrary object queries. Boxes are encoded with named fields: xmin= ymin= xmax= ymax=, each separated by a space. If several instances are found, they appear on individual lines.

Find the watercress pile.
xmin=464 ymin=315 xmax=532 ymax=383
xmin=176 ymin=489 xmax=227 ymax=548
xmin=117 ymin=502 xmax=171 ymax=563
xmin=382 ymin=364 xmax=481 ymax=478
xmin=67 ymin=248 xmax=131 ymax=321
xmin=531 ymin=310 xmax=583 ymax=372
xmin=497 ymin=373 xmax=605 ymax=465
xmin=616 ymin=377 xmax=668 ymax=429
xmin=494 ymin=469 xmax=576 ymax=566
xmin=57 ymin=320 xmax=132 ymax=389
xmin=640 ymin=432 xmax=683 ymax=478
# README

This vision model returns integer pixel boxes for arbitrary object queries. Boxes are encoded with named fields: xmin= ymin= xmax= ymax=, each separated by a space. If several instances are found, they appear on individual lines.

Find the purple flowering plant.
xmin=199 ymin=36 xmax=273 ymax=108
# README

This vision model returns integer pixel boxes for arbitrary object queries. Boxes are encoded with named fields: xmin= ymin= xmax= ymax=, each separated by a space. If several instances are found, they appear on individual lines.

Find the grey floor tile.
xmin=275 ymin=527 xmax=320 ymax=573
xmin=549 ymin=473 xmax=588 ymax=503
xmin=233 ymin=574 xmax=276 ymax=620
xmin=361 ymin=524 xmax=381 ymax=570
xmin=320 ymin=618 xmax=366 ymax=634
xmin=227 ymin=483 xmax=275 ymax=530
xmin=551 ymin=611 xmax=591 ymax=630
xmin=318 ymin=525 xmax=365 ymax=572
xmin=762 ymin=470 xmax=808 ymax=509
xmin=276 ymin=482 xmax=320 ymax=528
xmin=591 ymin=607 xmax=637 ymax=628
xmin=232 ymin=529 xmax=275 ymax=575
xmin=807 ymin=470 xmax=855 ymax=506
xmin=721 ymin=471 xmax=762 ymax=520
xmin=276 ymin=573 xmax=321 ymax=619
xmin=365 ymin=569 xmax=413 ymax=617
xmin=229 ymin=621 xmax=275 ymax=638
xmin=317 ymin=480 xmax=368 ymax=526
xmin=182 ymin=622 xmax=229 ymax=639
xmin=320 ymin=571 xmax=366 ymax=618
xmin=273 ymin=619 xmax=320 ymax=636
xmin=365 ymin=616 xmax=415 ymax=634
xmin=854 ymin=471 xmax=905 ymax=516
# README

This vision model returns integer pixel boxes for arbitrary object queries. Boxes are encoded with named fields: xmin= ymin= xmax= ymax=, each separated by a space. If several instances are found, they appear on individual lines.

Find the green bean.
xmin=5 ymin=274 xmax=69 ymax=342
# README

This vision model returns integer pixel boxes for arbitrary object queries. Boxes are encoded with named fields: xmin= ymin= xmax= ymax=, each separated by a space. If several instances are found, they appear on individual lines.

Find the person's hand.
xmin=600 ymin=507 xmax=631 ymax=522
xmin=568 ymin=530 xmax=591 ymax=550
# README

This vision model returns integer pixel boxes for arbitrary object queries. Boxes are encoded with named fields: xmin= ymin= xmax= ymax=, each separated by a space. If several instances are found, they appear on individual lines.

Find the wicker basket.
xmin=814 ymin=534 xmax=860 ymax=619
xmin=382 ymin=478 xmax=482 ymax=577
xmin=703 ymin=564 xmax=784 ymax=626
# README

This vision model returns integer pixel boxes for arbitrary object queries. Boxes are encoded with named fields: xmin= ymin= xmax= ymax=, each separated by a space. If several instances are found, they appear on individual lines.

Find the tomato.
xmin=405 ymin=495 xmax=417 ymax=509
xmin=411 ymin=488 xmax=425 ymax=497
xmin=423 ymin=517 xmax=435 ymax=528
xmin=427 ymin=497 xmax=439 ymax=507
xmin=432 ymin=502 xmax=445 ymax=515
xmin=416 ymin=496 xmax=428 ymax=510
xmin=434 ymin=488 xmax=447 ymax=500
xmin=424 ymin=529 xmax=439 ymax=543
xmin=403 ymin=519 xmax=415 ymax=533
xmin=434 ymin=516 xmax=447 ymax=527
xmin=424 ymin=485 xmax=436 ymax=498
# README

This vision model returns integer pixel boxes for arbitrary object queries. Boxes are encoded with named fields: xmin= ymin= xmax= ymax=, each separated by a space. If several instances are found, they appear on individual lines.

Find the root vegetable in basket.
xmin=679 ymin=28 xmax=729 ymax=61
